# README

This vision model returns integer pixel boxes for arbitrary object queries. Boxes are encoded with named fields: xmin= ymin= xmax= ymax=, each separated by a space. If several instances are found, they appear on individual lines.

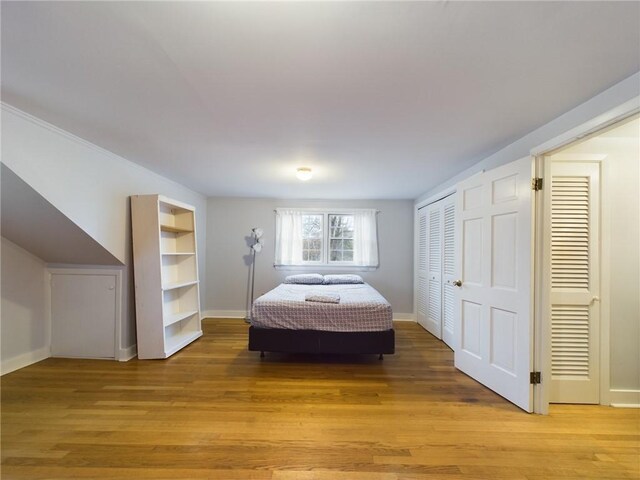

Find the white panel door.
xmin=442 ymin=198 xmax=456 ymax=349
xmin=416 ymin=208 xmax=429 ymax=331
xmin=425 ymin=205 xmax=443 ymax=338
xmin=545 ymin=159 xmax=600 ymax=404
xmin=51 ymin=273 xmax=116 ymax=358
xmin=454 ymin=157 xmax=533 ymax=411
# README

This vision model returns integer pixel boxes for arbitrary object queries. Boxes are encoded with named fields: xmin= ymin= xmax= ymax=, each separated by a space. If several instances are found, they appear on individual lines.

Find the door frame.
xmin=529 ymin=97 xmax=640 ymax=414
xmin=414 ymin=186 xmax=456 ymax=328
xmin=47 ymin=266 xmax=124 ymax=360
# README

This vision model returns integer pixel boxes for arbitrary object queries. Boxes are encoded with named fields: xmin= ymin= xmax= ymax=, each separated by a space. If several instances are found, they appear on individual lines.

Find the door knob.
xmin=453 ymin=280 xmax=463 ymax=287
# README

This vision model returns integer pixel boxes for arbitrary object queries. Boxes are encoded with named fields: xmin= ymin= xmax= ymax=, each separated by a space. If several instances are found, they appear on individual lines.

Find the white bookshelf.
xmin=131 ymin=194 xmax=202 ymax=359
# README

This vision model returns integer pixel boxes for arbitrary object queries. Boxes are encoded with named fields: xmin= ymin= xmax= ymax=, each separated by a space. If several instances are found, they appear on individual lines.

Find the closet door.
xmin=442 ymin=198 xmax=456 ymax=349
xmin=416 ymin=208 xmax=429 ymax=330
xmin=51 ymin=272 xmax=116 ymax=359
xmin=425 ymin=204 xmax=443 ymax=338
xmin=546 ymin=159 xmax=601 ymax=404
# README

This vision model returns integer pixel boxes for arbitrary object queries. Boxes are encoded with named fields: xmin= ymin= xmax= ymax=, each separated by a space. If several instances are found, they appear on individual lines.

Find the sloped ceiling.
xmin=1 ymin=164 xmax=122 ymax=265
xmin=1 ymin=1 xmax=639 ymax=199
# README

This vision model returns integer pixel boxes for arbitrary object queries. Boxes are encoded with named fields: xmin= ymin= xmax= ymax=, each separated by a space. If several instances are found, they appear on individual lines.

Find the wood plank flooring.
xmin=2 ymin=320 xmax=638 ymax=479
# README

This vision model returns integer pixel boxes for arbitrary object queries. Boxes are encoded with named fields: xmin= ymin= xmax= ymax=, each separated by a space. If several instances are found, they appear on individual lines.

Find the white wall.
xmin=205 ymin=197 xmax=414 ymax=318
xmin=608 ymin=130 xmax=640 ymax=391
xmin=1 ymin=237 xmax=49 ymax=374
xmin=1 ymin=104 xmax=208 ymax=350
xmin=551 ymin=117 xmax=640 ymax=391
xmin=1 ymin=164 xmax=121 ymax=265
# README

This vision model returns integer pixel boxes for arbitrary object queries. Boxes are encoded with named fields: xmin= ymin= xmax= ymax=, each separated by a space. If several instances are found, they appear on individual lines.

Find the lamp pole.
xmin=246 ymin=228 xmax=263 ymax=322
xmin=247 ymin=246 xmax=256 ymax=322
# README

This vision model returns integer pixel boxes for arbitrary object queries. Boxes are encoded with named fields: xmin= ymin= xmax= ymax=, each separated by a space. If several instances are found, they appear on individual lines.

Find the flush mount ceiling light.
xmin=296 ymin=167 xmax=313 ymax=181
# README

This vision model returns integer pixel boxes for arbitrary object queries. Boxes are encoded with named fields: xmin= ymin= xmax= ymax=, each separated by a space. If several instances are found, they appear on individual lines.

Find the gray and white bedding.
xmin=251 ymin=283 xmax=393 ymax=332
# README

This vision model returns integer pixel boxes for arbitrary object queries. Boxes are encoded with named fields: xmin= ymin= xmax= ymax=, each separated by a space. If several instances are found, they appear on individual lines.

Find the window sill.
xmin=274 ymin=264 xmax=378 ymax=272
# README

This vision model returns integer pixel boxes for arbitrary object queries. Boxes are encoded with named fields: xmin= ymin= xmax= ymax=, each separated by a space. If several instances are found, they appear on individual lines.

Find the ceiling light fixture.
xmin=296 ymin=167 xmax=313 ymax=181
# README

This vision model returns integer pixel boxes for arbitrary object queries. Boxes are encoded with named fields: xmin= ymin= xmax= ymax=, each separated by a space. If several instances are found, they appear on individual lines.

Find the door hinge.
xmin=531 ymin=177 xmax=543 ymax=191
xmin=530 ymin=371 xmax=542 ymax=384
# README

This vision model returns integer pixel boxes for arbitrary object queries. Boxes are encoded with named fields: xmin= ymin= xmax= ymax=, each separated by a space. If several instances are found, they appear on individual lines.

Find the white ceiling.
xmin=2 ymin=2 xmax=639 ymax=199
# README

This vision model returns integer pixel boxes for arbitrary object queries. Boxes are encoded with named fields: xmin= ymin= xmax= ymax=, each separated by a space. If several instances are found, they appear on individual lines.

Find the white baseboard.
xmin=118 ymin=344 xmax=137 ymax=361
xmin=203 ymin=310 xmax=417 ymax=322
xmin=610 ymin=389 xmax=640 ymax=408
xmin=393 ymin=313 xmax=416 ymax=322
xmin=1 ymin=346 xmax=50 ymax=375
xmin=202 ymin=310 xmax=247 ymax=319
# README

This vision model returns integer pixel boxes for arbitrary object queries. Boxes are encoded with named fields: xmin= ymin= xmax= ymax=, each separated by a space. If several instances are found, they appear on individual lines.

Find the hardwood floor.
xmin=2 ymin=320 xmax=638 ymax=479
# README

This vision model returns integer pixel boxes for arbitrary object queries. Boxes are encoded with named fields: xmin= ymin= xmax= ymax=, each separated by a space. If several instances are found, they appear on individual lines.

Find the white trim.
xmin=530 ymin=97 xmax=640 ymax=156
xmin=118 ymin=344 xmax=137 ymax=362
xmin=1 ymin=346 xmax=50 ymax=376
xmin=47 ymin=266 xmax=124 ymax=360
xmin=393 ymin=313 xmax=416 ymax=322
xmin=609 ymin=389 xmax=640 ymax=408
xmin=532 ymin=155 xmax=548 ymax=414
xmin=599 ymin=154 xmax=612 ymax=407
xmin=202 ymin=310 xmax=246 ymax=319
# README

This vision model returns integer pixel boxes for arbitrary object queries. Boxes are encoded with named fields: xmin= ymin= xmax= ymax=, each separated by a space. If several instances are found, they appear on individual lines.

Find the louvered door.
xmin=442 ymin=198 xmax=456 ymax=349
xmin=417 ymin=195 xmax=457 ymax=343
xmin=425 ymin=204 xmax=443 ymax=338
xmin=546 ymin=160 xmax=600 ymax=404
xmin=416 ymin=208 xmax=429 ymax=330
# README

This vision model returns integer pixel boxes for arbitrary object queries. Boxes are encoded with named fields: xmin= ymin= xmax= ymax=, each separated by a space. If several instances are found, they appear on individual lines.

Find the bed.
xmin=248 ymin=274 xmax=395 ymax=358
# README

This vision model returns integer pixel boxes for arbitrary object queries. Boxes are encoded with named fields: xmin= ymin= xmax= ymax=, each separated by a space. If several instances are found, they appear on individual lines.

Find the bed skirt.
xmin=248 ymin=326 xmax=395 ymax=356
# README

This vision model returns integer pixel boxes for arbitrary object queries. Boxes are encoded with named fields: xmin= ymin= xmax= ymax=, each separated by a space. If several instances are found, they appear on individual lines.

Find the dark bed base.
xmin=248 ymin=326 xmax=395 ymax=358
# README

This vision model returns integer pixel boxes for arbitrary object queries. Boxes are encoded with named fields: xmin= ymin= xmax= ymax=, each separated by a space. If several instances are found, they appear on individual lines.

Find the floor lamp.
xmin=245 ymin=227 xmax=264 ymax=322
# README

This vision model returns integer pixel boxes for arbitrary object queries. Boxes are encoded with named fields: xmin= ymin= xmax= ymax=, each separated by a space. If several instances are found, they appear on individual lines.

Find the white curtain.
xmin=353 ymin=209 xmax=379 ymax=267
xmin=274 ymin=209 xmax=304 ymax=265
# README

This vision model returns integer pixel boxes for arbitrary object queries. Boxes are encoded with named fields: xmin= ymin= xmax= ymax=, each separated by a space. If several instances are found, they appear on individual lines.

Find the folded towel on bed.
xmin=305 ymin=292 xmax=340 ymax=304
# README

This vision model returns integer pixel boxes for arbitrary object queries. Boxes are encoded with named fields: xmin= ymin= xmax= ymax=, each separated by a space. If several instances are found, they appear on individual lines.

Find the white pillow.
xmin=323 ymin=274 xmax=364 ymax=285
xmin=283 ymin=273 xmax=325 ymax=285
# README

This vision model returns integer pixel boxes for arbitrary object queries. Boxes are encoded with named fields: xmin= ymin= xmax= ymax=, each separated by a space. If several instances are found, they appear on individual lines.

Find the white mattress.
xmin=251 ymin=283 xmax=393 ymax=332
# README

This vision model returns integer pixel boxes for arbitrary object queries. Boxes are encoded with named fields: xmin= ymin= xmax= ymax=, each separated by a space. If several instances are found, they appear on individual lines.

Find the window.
xmin=329 ymin=214 xmax=354 ymax=262
xmin=275 ymin=209 xmax=378 ymax=268
xmin=302 ymin=214 xmax=323 ymax=262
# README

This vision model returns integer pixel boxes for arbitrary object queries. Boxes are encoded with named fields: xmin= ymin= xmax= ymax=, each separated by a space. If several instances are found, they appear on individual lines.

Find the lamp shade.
xmin=252 ymin=227 xmax=264 ymax=238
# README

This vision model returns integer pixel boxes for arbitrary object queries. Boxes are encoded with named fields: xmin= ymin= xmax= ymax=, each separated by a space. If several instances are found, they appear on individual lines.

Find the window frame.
xmin=298 ymin=211 xmax=356 ymax=266
xmin=274 ymin=207 xmax=379 ymax=271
